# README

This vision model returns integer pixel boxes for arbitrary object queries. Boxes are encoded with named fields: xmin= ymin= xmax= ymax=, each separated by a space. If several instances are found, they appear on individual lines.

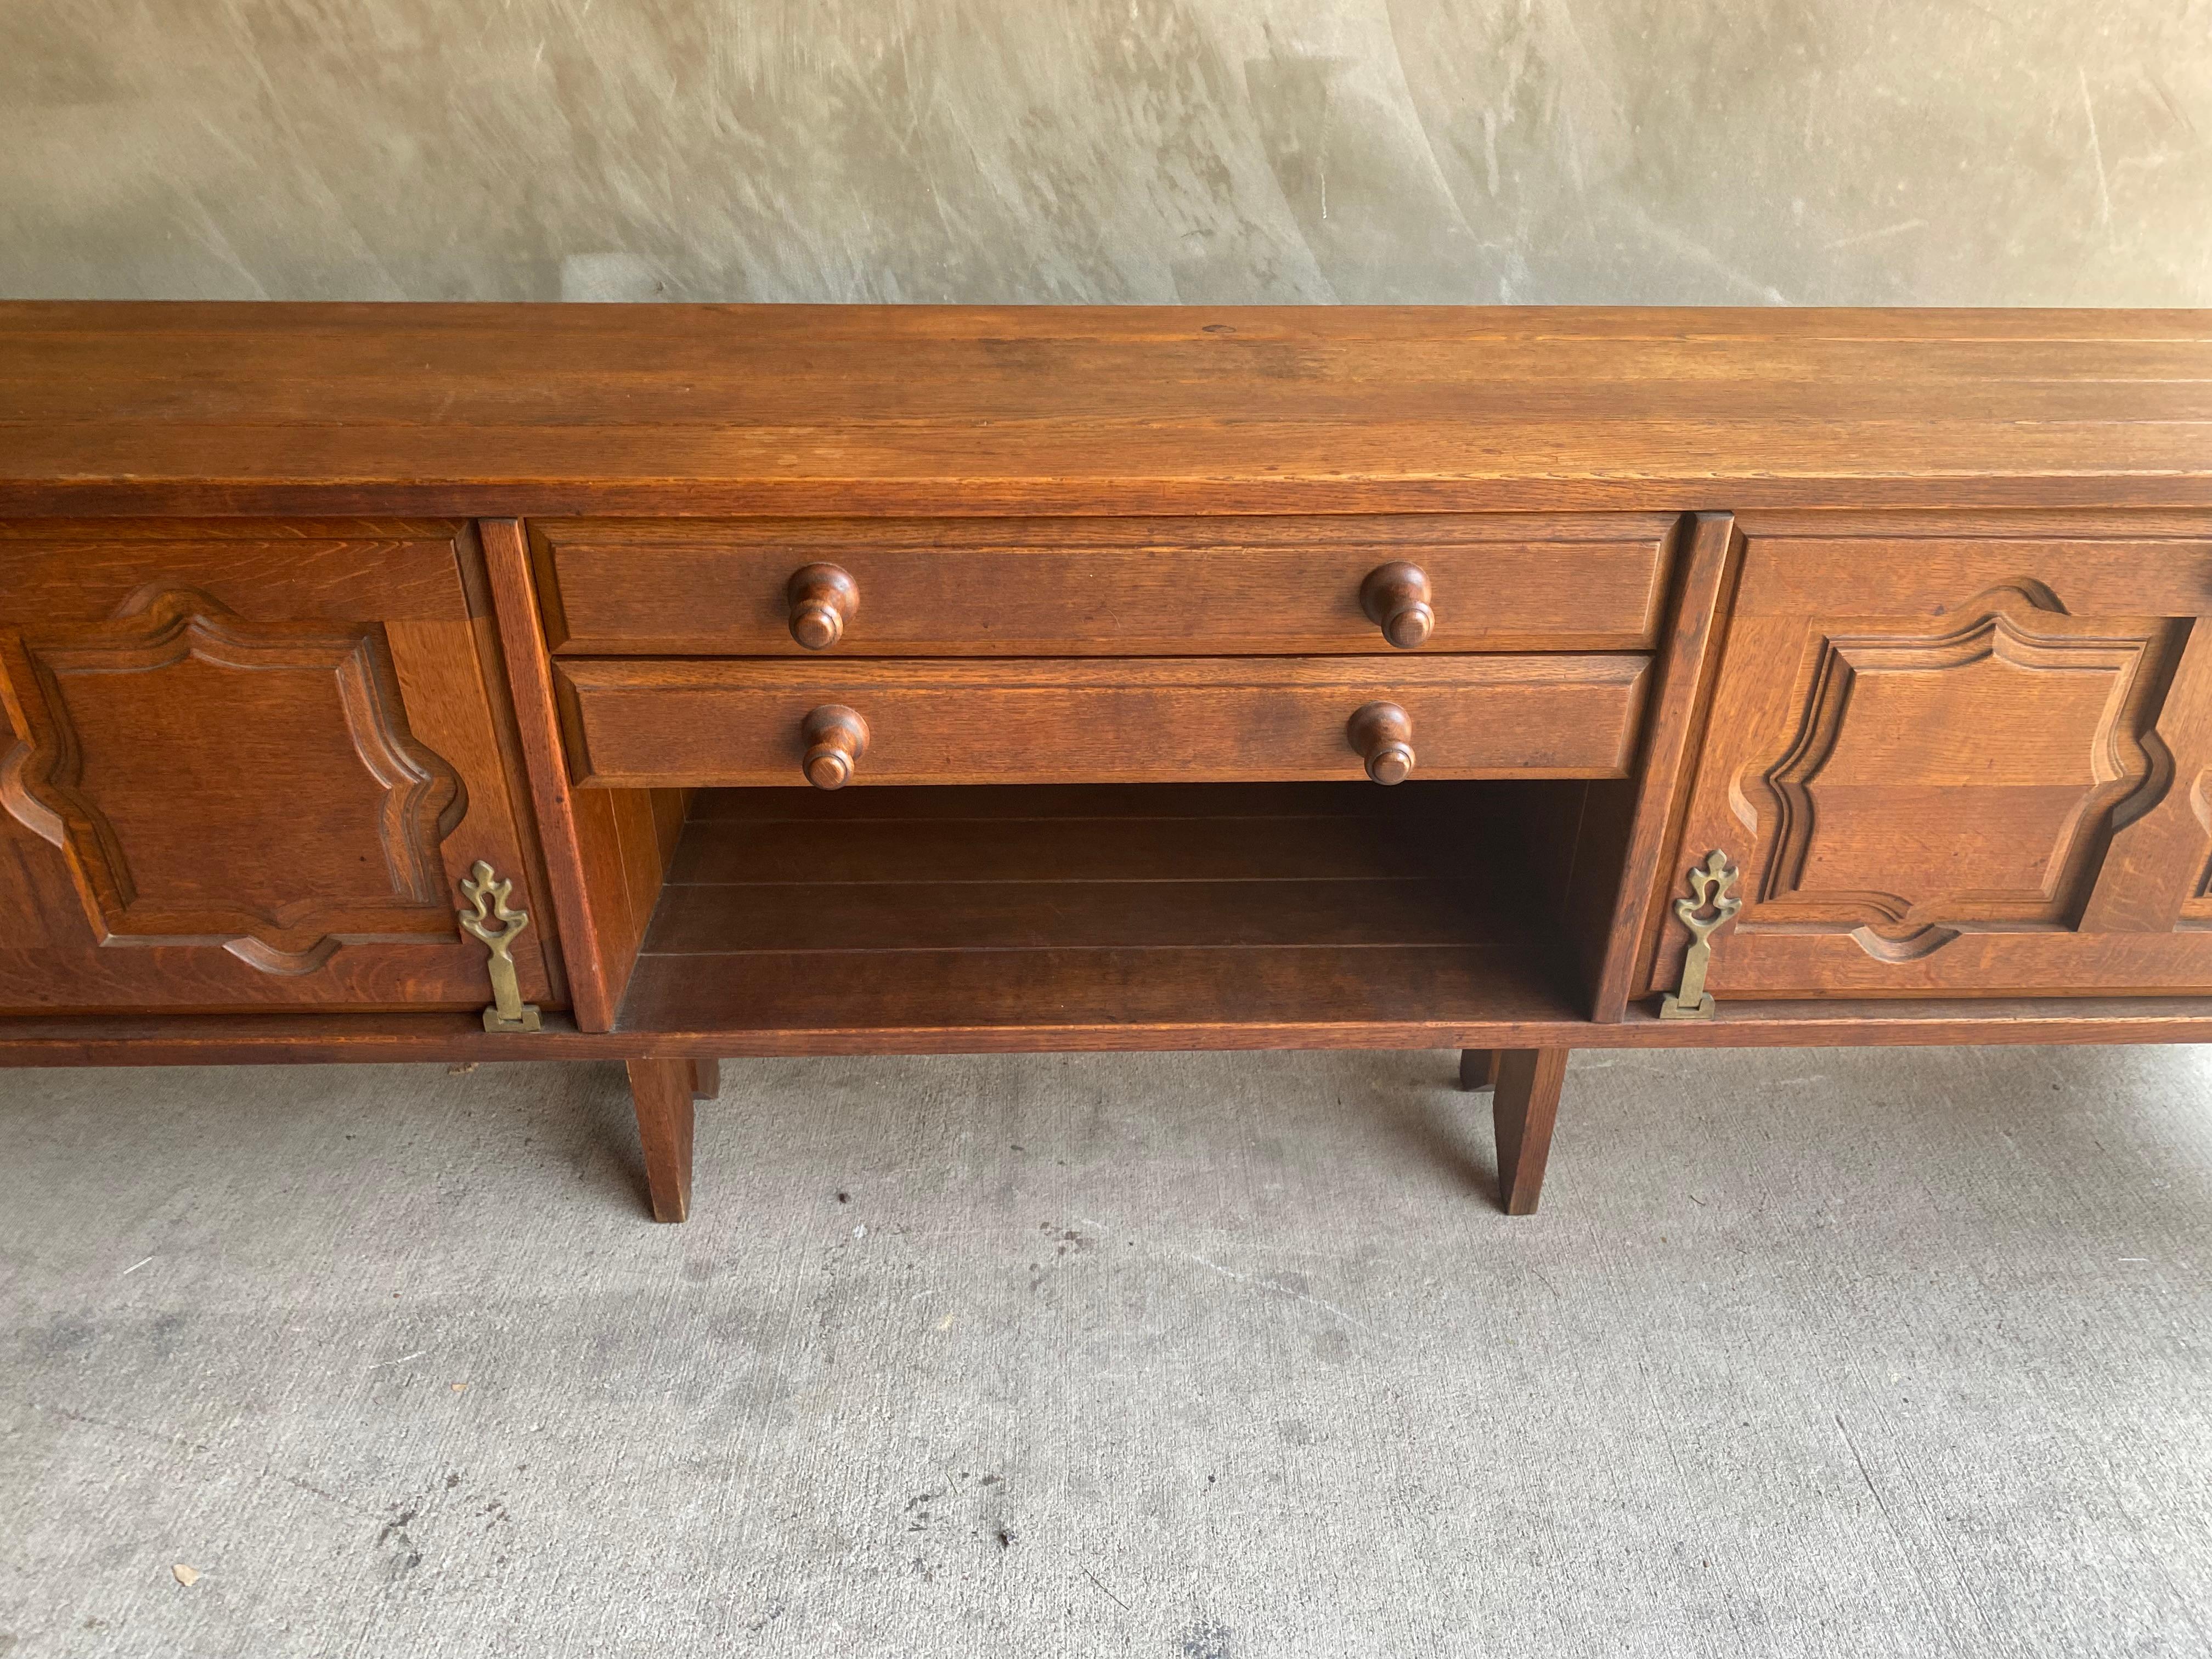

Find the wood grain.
xmin=1589 ymin=512 xmax=1742 ymax=1019
xmin=453 ymin=572 xmax=572 ymax=1011
xmin=9 ymin=307 xmax=2212 ymax=1207
xmin=0 ymin=521 xmax=552 ymax=1012
xmin=12 ymin=994 xmax=2212 ymax=1064
xmin=0 ymin=593 xmax=464 ymax=955
xmin=2080 ymin=619 xmax=2212 ymax=933
xmin=1492 ymin=1048 xmax=1569 ymax=1215
xmin=682 ymin=780 xmax=1462 ymax=823
xmin=1649 ymin=525 xmax=2212 ymax=1001
xmin=480 ymin=517 xmax=688 ymax=1029
xmin=0 ymin=518 xmax=473 ymax=620
xmin=535 ymin=515 xmax=1674 ymax=655
xmin=5 ymin=306 xmax=2212 ymax=515
xmin=620 ymin=780 xmax=1579 ymax=1041
xmin=555 ymin=655 xmax=1653 ymax=788
xmin=481 ymin=518 xmax=619 ymax=1030
xmin=1729 ymin=537 xmax=2212 ymax=621
xmin=668 ymin=801 xmax=1468 ymax=884
xmin=647 ymin=881 xmax=1511 ymax=953
xmin=625 ymin=1057 xmax=697 ymax=1223
xmin=618 ymin=944 xmax=1582 ymax=1043
xmin=387 ymin=613 xmax=566 ymax=1005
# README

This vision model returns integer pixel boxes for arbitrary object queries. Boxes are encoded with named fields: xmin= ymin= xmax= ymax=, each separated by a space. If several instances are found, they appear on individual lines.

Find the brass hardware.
xmin=1659 ymin=850 xmax=1741 ymax=1021
xmin=458 ymin=860 xmax=541 ymax=1033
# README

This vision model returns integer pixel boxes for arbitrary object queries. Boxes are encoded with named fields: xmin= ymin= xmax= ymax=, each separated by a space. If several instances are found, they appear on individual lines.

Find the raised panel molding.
xmin=1738 ymin=586 xmax=2179 ymax=958
xmin=0 ymin=588 xmax=467 ymax=970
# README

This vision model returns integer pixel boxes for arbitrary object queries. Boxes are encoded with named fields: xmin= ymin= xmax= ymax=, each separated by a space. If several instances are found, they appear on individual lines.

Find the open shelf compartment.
xmin=613 ymin=781 xmax=1595 ymax=1048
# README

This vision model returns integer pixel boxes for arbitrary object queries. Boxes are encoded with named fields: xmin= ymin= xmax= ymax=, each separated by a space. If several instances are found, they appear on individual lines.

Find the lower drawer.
xmin=554 ymin=656 xmax=1652 ymax=788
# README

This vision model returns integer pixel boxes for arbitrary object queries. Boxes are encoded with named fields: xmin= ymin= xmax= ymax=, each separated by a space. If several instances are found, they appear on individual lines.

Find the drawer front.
xmin=534 ymin=515 xmax=1677 ymax=656
xmin=554 ymin=656 xmax=1652 ymax=788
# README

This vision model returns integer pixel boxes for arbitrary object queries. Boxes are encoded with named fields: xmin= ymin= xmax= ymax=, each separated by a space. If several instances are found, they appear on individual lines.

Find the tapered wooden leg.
xmin=1491 ymin=1048 xmax=1569 ymax=1216
xmin=627 ymin=1057 xmax=710 ymax=1223
xmin=1458 ymin=1048 xmax=1497 ymax=1091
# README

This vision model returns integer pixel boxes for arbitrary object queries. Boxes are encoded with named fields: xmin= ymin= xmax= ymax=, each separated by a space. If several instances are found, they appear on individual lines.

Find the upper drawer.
xmin=532 ymin=515 xmax=1678 ymax=656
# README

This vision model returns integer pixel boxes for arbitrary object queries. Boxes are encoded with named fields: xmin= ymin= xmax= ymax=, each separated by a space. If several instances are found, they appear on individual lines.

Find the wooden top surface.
xmin=4 ymin=302 xmax=2210 ymax=515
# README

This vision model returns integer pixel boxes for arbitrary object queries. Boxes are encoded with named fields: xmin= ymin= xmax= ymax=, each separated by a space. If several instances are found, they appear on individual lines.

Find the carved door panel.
xmin=0 ymin=521 xmax=562 ymax=1014
xmin=1646 ymin=522 xmax=2212 ymax=1001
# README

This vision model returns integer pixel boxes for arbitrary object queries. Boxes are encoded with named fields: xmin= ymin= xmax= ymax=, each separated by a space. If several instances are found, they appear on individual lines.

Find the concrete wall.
xmin=3 ymin=1 xmax=2208 ymax=306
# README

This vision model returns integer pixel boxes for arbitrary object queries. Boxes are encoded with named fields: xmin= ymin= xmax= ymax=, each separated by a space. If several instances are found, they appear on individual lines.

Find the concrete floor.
xmin=3 ymin=1045 xmax=2210 ymax=1657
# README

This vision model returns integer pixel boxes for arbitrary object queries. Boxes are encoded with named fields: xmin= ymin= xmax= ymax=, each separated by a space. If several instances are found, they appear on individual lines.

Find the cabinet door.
xmin=1647 ymin=522 xmax=2212 ymax=1000
xmin=0 ymin=521 xmax=561 ymax=1013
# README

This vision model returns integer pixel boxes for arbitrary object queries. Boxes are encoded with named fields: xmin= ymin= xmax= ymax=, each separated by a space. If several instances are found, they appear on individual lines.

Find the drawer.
xmin=532 ymin=515 xmax=1678 ymax=656
xmin=554 ymin=656 xmax=1653 ymax=788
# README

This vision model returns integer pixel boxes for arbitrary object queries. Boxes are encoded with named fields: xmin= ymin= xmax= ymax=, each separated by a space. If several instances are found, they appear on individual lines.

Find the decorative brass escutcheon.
xmin=1659 ymin=850 xmax=1741 ymax=1021
xmin=458 ymin=860 xmax=541 ymax=1033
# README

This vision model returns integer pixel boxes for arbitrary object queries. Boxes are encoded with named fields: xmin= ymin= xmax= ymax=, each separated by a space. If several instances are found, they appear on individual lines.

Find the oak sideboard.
xmin=5 ymin=303 xmax=2211 ymax=1221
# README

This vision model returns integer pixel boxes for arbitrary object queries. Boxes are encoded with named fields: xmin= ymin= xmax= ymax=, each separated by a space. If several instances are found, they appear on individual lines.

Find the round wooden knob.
xmin=1359 ymin=562 xmax=1434 ymax=649
xmin=1347 ymin=701 xmax=1415 ymax=785
xmin=787 ymin=564 xmax=859 ymax=651
xmin=800 ymin=704 xmax=868 ymax=789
